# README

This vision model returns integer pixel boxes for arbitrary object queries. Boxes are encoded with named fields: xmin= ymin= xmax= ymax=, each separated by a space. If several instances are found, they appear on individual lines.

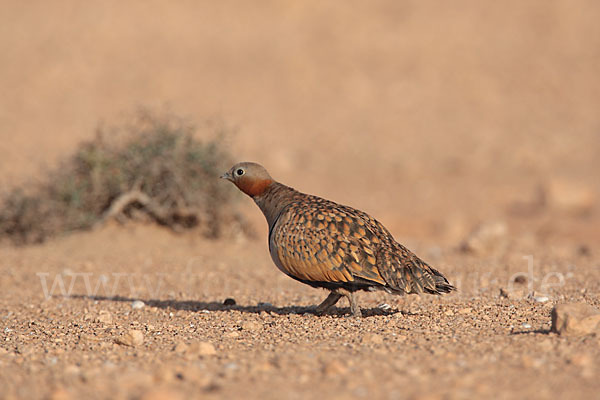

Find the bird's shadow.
xmin=69 ymin=294 xmax=402 ymax=317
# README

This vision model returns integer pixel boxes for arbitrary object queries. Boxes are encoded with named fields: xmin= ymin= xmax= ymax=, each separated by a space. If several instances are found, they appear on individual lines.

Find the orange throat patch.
xmin=238 ymin=178 xmax=274 ymax=197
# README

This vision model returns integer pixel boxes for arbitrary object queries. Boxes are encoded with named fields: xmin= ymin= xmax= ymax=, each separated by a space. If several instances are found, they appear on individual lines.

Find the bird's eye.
xmin=236 ymin=168 xmax=245 ymax=176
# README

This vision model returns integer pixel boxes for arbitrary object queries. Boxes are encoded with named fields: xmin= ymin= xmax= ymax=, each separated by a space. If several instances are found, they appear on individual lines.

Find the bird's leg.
xmin=315 ymin=292 xmax=343 ymax=314
xmin=347 ymin=292 xmax=362 ymax=317
xmin=337 ymin=288 xmax=362 ymax=317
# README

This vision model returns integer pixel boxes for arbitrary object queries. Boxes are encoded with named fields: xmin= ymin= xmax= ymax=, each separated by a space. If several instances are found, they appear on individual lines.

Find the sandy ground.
xmin=1 ymin=1 xmax=600 ymax=399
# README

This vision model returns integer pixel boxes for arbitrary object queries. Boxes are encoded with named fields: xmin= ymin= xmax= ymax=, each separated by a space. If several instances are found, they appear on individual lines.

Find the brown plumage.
xmin=221 ymin=162 xmax=455 ymax=317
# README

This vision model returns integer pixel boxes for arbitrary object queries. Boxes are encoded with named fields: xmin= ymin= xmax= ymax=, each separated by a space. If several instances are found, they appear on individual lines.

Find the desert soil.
xmin=1 ymin=1 xmax=599 ymax=399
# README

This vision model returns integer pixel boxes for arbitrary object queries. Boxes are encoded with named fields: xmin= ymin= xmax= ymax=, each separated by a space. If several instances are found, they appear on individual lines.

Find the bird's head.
xmin=221 ymin=162 xmax=274 ymax=197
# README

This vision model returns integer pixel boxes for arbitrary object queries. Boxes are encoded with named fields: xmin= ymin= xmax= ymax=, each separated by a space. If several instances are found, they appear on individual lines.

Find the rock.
xmin=514 ymin=275 xmax=527 ymax=284
xmin=533 ymin=296 xmax=549 ymax=303
xmin=79 ymin=333 xmax=102 ymax=343
xmin=96 ymin=311 xmax=112 ymax=324
xmin=500 ymin=287 xmax=527 ymax=300
xmin=223 ymin=298 xmax=236 ymax=306
xmin=116 ymin=329 xmax=144 ymax=346
xmin=460 ymin=221 xmax=508 ymax=255
xmin=226 ymin=331 xmax=240 ymax=338
xmin=551 ymin=303 xmax=600 ymax=336
xmin=131 ymin=300 xmax=145 ymax=310
xmin=182 ymin=341 xmax=216 ymax=357
xmin=377 ymin=303 xmax=392 ymax=311
xmin=196 ymin=342 xmax=217 ymax=356
xmin=241 ymin=321 xmax=261 ymax=331
xmin=361 ymin=333 xmax=384 ymax=345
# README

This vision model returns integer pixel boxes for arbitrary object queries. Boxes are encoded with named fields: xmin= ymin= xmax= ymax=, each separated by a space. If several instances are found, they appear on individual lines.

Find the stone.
xmin=533 ymin=296 xmax=549 ymax=303
xmin=131 ymin=300 xmax=145 ymax=310
xmin=223 ymin=298 xmax=236 ymax=306
xmin=185 ymin=341 xmax=216 ymax=357
xmin=79 ymin=333 xmax=102 ymax=343
xmin=96 ymin=311 xmax=113 ymax=324
xmin=197 ymin=341 xmax=217 ymax=356
xmin=116 ymin=329 xmax=144 ymax=346
xmin=551 ymin=303 xmax=600 ymax=336
xmin=241 ymin=321 xmax=261 ymax=331
xmin=500 ymin=287 xmax=527 ymax=300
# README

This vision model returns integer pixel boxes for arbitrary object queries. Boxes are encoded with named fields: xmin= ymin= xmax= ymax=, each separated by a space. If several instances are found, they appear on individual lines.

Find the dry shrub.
xmin=0 ymin=111 xmax=251 ymax=244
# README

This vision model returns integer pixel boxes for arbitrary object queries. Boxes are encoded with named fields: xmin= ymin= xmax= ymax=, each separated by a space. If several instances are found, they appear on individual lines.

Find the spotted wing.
xmin=270 ymin=203 xmax=386 ymax=287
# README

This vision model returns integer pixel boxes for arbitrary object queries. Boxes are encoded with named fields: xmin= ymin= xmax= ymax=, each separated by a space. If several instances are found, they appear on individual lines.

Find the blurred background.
xmin=1 ymin=0 xmax=598 ymax=246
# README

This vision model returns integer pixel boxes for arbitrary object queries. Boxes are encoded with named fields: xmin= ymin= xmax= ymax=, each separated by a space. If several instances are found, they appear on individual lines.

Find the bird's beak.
xmin=220 ymin=171 xmax=233 ymax=182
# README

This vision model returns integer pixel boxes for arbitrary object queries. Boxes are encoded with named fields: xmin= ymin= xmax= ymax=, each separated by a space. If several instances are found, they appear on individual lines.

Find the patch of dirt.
xmin=1 ymin=221 xmax=599 ymax=399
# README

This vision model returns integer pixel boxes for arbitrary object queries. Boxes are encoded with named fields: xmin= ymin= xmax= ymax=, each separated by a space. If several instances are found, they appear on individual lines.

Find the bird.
xmin=221 ymin=162 xmax=455 ymax=317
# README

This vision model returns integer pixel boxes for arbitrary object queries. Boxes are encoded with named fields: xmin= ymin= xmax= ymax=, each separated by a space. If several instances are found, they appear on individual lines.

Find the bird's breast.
xmin=268 ymin=226 xmax=290 ymax=277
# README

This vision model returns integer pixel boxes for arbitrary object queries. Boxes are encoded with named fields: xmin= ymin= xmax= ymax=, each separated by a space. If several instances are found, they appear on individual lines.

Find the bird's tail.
xmin=425 ymin=266 xmax=456 ymax=294
xmin=377 ymin=247 xmax=456 ymax=295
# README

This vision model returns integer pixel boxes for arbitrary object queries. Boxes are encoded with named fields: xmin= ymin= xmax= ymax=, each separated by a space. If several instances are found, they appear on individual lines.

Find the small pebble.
xmin=194 ymin=341 xmax=217 ymax=356
xmin=533 ymin=296 xmax=549 ymax=303
xmin=223 ymin=298 xmax=236 ymax=306
xmin=522 ymin=323 xmax=532 ymax=329
xmin=96 ymin=311 xmax=113 ymax=324
xmin=116 ymin=329 xmax=144 ymax=347
xmin=131 ymin=300 xmax=146 ymax=309
xmin=242 ymin=321 xmax=261 ymax=331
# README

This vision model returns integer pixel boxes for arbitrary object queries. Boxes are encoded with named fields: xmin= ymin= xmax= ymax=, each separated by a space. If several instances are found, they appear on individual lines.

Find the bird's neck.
xmin=253 ymin=182 xmax=299 ymax=228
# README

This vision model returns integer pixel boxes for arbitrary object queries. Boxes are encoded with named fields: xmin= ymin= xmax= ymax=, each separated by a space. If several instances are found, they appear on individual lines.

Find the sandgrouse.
xmin=222 ymin=162 xmax=455 ymax=317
